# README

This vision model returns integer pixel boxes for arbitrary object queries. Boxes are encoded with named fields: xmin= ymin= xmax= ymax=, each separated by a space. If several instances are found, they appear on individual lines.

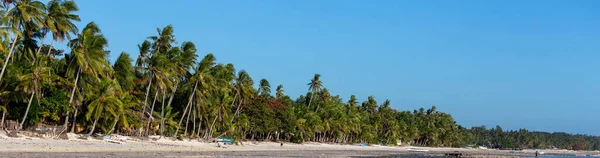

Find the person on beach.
xmin=535 ymin=150 xmax=539 ymax=157
xmin=280 ymin=141 xmax=283 ymax=147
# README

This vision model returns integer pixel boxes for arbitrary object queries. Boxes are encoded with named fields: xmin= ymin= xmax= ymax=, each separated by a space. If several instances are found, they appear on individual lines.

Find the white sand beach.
xmin=0 ymin=131 xmax=595 ymax=157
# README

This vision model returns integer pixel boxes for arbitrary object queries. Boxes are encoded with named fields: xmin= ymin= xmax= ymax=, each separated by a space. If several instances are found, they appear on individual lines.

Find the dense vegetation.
xmin=0 ymin=0 xmax=597 ymax=150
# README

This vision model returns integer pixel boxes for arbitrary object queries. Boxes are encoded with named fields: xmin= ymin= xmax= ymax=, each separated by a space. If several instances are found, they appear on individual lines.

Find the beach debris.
xmin=103 ymin=135 xmax=128 ymax=144
xmin=445 ymin=151 xmax=463 ymax=157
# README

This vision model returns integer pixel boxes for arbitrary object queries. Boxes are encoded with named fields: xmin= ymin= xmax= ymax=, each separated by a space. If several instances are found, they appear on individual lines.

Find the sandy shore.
xmin=0 ymin=131 xmax=596 ymax=157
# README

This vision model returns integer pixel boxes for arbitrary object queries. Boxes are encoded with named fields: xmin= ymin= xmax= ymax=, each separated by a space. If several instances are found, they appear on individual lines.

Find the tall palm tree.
xmin=42 ymin=0 xmax=80 ymax=56
xmin=17 ymin=54 xmax=50 ymax=130
xmin=160 ymin=41 xmax=197 ymax=137
xmin=174 ymin=54 xmax=215 ymax=134
xmin=0 ymin=0 xmax=46 ymax=84
xmin=141 ymin=25 xmax=176 ymax=136
xmin=64 ymin=22 xmax=108 ymax=132
xmin=230 ymin=70 xmax=253 ymax=122
xmin=307 ymin=73 xmax=322 ymax=110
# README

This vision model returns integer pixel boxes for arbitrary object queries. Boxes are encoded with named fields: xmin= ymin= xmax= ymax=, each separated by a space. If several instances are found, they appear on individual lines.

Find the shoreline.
xmin=1 ymin=131 xmax=597 ymax=157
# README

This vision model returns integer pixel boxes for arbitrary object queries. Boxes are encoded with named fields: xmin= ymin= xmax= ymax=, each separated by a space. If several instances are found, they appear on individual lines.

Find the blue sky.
xmin=57 ymin=0 xmax=600 ymax=135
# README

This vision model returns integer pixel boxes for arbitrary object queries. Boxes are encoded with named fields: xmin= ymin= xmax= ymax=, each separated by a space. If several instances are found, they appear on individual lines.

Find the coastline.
xmin=0 ymin=131 xmax=596 ymax=157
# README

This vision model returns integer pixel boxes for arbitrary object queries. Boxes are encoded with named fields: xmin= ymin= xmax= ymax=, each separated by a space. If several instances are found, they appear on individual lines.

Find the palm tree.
xmin=174 ymin=54 xmax=215 ymax=135
xmin=141 ymin=25 xmax=176 ymax=136
xmin=230 ymin=70 xmax=253 ymax=122
xmin=85 ymin=79 xmax=123 ymax=135
xmin=160 ymin=41 xmax=197 ymax=137
xmin=0 ymin=0 xmax=46 ymax=84
xmin=275 ymin=85 xmax=284 ymax=99
xmin=258 ymin=78 xmax=270 ymax=97
xmin=64 ymin=22 xmax=109 ymax=132
xmin=17 ymin=54 xmax=50 ymax=130
xmin=307 ymin=73 xmax=322 ymax=110
xmin=42 ymin=0 xmax=80 ymax=56
xmin=113 ymin=52 xmax=135 ymax=91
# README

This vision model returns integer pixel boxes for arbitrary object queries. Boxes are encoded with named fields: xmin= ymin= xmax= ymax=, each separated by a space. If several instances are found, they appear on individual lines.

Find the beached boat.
xmin=216 ymin=138 xmax=234 ymax=142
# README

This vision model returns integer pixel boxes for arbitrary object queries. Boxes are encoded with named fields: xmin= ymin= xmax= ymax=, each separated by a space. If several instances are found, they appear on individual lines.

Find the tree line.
xmin=0 ymin=0 xmax=596 ymax=149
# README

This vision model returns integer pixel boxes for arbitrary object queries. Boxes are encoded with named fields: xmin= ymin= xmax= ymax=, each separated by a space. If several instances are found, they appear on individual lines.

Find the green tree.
xmin=307 ymin=73 xmax=322 ymax=111
xmin=0 ymin=0 xmax=46 ymax=83
xmin=65 ymin=22 xmax=109 ymax=132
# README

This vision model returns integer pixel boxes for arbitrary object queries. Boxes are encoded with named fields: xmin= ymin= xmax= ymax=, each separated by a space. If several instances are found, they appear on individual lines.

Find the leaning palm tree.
xmin=140 ymin=25 xmax=176 ymax=136
xmin=174 ymin=54 xmax=215 ymax=135
xmin=41 ymin=0 xmax=80 ymax=56
xmin=230 ymin=70 xmax=254 ymax=123
xmin=160 ymin=42 xmax=197 ymax=137
xmin=275 ymin=85 xmax=284 ymax=100
xmin=64 ymin=22 xmax=109 ymax=132
xmin=258 ymin=78 xmax=271 ymax=97
xmin=0 ymin=0 xmax=46 ymax=83
xmin=307 ymin=73 xmax=322 ymax=110
xmin=17 ymin=54 xmax=50 ymax=130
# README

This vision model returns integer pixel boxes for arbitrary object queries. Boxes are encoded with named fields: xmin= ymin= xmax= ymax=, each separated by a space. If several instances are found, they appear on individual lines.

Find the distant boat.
xmin=408 ymin=148 xmax=429 ymax=152
xmin=216 ymin=138 xmax=234 ymax=142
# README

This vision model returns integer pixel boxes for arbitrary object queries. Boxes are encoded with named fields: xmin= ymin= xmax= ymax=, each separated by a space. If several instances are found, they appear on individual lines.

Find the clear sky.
xmin=58 ymin=0 xmax=600 ymax=135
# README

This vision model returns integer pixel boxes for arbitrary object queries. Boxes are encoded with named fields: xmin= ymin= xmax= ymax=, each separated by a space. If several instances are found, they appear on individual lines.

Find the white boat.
xmin=408 ymin=148 xmax=429 ymax=152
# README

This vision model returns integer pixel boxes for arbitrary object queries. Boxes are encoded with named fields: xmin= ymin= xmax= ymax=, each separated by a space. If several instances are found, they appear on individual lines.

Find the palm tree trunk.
xmin=315 ymin=104 xmax=320 ymax=112
xmin=191 ymin=109 xmax=196 ymax=138
xmin=175 ymin=81 xmax=197 ymax=136
xmin=231 ymin=98 xmax=243 ymax=122
xmin=207 ymin=115 xmax=218 ymax=139
xmin=308 ymin=91 xmax=314 ymax=108
xmin=184 ymin=104 xmax=193 ymax=137
xmin=64 ymin=68 xmax=80 ymax=131
xmin=87 ymin=116 xmax=99 ymax=136
xmin=159 ymin=90 xmax=166 ymax=137
xmin=146 ymin=91 xmax=159 ymax=136
xmin=196 ymin=118 xmax=202 ymax=138
xmin=70 ymin=108 xmax=80 ymax=133
xmin=46 ymin=40 xmax=54 ymax=56
xmin=19 ymin=92 xmax=35 ymax=130
xmin=0 ymin=36 xmax=18 ymax=83
xmin=31 ymin=35 xmax=46 ymax=65
xmin=229 ymin=92 xmax=239 ymax=123
xmin=141 ymin=73 xmax=153 ymax=119
xmin=108 ymin=114 xmax=120 ymax=134
xmin=1 ymin=105 xmax=5 ymax=130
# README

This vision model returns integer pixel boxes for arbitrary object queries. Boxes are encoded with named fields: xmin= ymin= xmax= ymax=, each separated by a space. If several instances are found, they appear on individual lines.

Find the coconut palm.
xmin=230 ymin=70 xmax=254 ymax=122
xmin=175 ymin=54 xmax=215 ymax=135
xmin=42 ymin=0 xmax=80 ymax=56
xmin=307 ymin=73 xmax=322 ymax=111
xmin=0 ymin=0 xmax=46 ymax=83
xmin=160 ymin=42 xmax=197 ymax=136
xmin=140 ymin=25 xmax=176 ymax=136
xmin=64 ymin=22 xmax=109 ymax=132
xmin=275 ymin=85 xmax=284 ymax=100
xmin=258 ymin=78 xmax=270 ymax=97
xmin=113 ymin=52 xmax=135 ymax=91
xmin=85 ymin=79 xmax=123 ymax=135
xmin=17 ymin=54 xmax=50 ymax=130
